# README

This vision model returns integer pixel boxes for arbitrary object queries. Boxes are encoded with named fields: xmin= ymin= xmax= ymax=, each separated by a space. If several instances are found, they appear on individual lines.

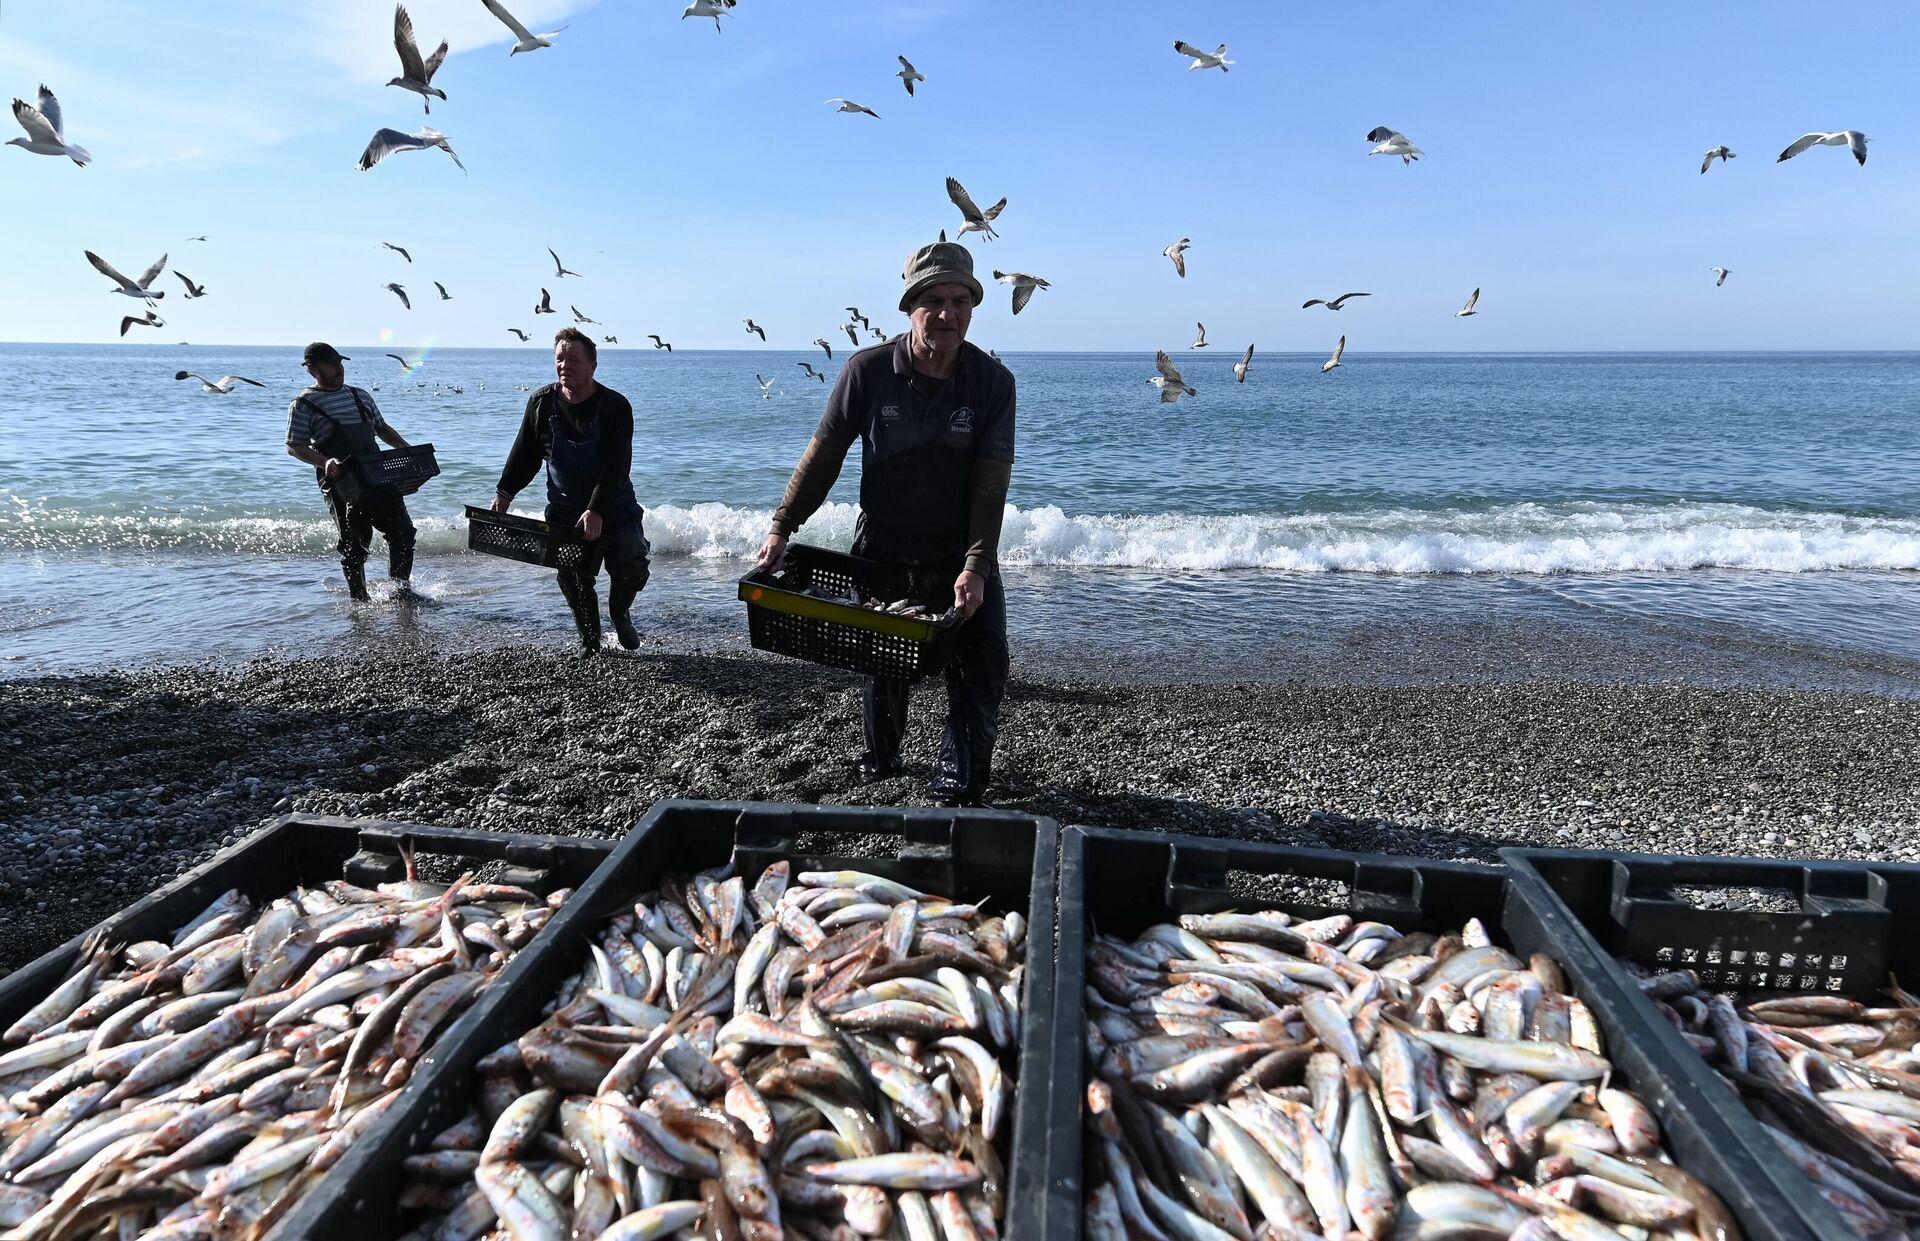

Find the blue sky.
xmin=2 ymin=0 xmax=1915 ymax=352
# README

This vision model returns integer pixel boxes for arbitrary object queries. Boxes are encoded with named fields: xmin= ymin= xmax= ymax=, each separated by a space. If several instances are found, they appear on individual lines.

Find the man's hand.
xmin=323 ymin=458 xmax=343 ymax=479
xmin=577 ymin=510 xmax=604 ymax=541
xmin=756 ymin=531 xmax=789 ymax=572
xmin=489 ymin=495 xmax=510 ymax=513
xmin=954 ymin=569 xmax=986 ymax=619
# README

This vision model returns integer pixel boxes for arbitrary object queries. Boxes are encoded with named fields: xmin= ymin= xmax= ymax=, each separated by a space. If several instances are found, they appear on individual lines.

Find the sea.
xmin=2 ymin=344 xmax=1918 ymax=689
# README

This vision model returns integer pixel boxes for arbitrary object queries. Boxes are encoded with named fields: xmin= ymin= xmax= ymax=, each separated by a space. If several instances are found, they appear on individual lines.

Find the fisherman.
xmin=756 ymin=239 xmax=1015 ymax=806
xmin=492 ymin=326 xmax=651 ymax=654
xmin=285 ymin=341 xmax=418 ymax=602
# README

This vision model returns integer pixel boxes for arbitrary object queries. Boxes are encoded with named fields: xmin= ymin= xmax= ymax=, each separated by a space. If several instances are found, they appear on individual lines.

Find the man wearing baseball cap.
xmin=285 ymin=342 xmax=419 ymax=602
xmin=756 ymin=239 xmax=1016 ymax=806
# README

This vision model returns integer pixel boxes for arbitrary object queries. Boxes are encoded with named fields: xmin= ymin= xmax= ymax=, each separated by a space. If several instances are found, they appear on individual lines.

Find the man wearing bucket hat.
xmin=285 ymin=342 xmax=419 ymax=602
xmin=756 ymin=239 xmax=1016 ymax=806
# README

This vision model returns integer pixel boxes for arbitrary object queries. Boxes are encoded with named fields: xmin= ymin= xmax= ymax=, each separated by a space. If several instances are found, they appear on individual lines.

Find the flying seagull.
xmin=548 ymin=247 xmax=579 ymax=278
xmin=827 ymin=99 xmax=881 ymax=119
xmin=845 ymin=307 xmax=871 ymax=329
xmin=744 ymin=318 xmax=767 ymax=341
xmin=1701 ymin=145 xmax=1736 ymax=174
xmin=1366 ymin=126 xmax=1423 ymax=164
xmin=1777 ymin=130 xmax=1869 ymax=166
xmin=1164 ymin=237 xmax=1190 ymax=277
xmin=840 ymin=322 xmax=860 ymax=346
xmin=1712 ymin=266 xmax=1731 ymax=287
xmin=571 ymin=305 xmax=598 ymax=324
xmin=357 ymin=127 xmax=465 ymax=173
xmin=534 ymin=288 xmax=555 ymax=314
xmin=992 ymin=270 xmax=1049 ymax=315
xmin=185 ymin=235 xmax=208 ymax=242
xmin=174 ymin=371 xmax=263 ymax=394
xmin=482 ymin=0 xmax=565 ymax=54
xmin=507 ymin=328 xmax=530 ymax=340
xmin=119 ymin=309 xmax=165 ymax=337
xmin=683 ymin=0 xmax=730 ymax=33
xmin=897 ymin=56 xmax=925 ymax=96
xmin=387 ymin=353 xmax=416 ymax=374
xmin=1454 ymin=287 xmax=1480 ymax=317
xmin=869 ymin=327 xmax=886 ymax=341
xmin=1303 ymin=292 xmax=1370 ymax=310
xmin=813 ymin=339 xmax=834 ymax=359
xmin=434 ymin=281 xmax=451 ymax=300
xmin=1233 ymin=344 xmax=1254 ymax=384
xmin=1150 ymin=351 xmax=1196 ymax=402
xmin=946 ymin=176 xmax=1006 ymax=241
xmin=756 ymin=374 xmax=777 ymax=398
xmin=86 ymin=251 xmax=168 ymax=302
xmin=604 ymin=335 xmax=619 ymax=344
xmin=382 ymin=241 xmax=412 ymax=262
xmin=1190 ymin=322 xmax=1208 ymax=349
xmin=1172 ymin=41 xmax=1232 ymax=72
xmin=174 ymin=272 xmax=207 ymax=299
xmin=8 ymin=86 xmax=90 ymax=165
xmin=647 ymin=335 xmax=672 ymax=351
xmin=1321 ymin=335 xmax=1346 ymax=373
xmin=797 ymin=361 xmax=826 ymax=381
xmin=389 ymin=5 xmax=450 ymax=113
xmin=384 ymin=283 xmax=411 ymax=310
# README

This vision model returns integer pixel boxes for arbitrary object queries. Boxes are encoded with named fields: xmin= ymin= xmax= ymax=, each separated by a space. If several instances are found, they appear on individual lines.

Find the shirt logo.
xmin=949 ymin=406 xmax=975 ymax=433
xmin=880 ymin=404 xmax=903 ymax=423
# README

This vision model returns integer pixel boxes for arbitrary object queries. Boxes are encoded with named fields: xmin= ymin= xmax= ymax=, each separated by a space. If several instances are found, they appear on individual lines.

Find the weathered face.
xmin=554 ymin=340 xmax=596 ymax=390
xmin=305 ymin=359 xmax=345 ymax=389
xmin=907 ymin=283 xmax=974 ymax=353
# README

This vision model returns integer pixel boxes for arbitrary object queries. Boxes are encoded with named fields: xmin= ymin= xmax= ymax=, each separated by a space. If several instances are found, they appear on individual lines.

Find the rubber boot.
xmin=557 ymin=572 xmax=601 ymax=656
xmin=608 ymin=578 xmax=641 ymax=650
xmin=343 ymin=561 xmax=371 ymax=602
xmin=389 ymin=540 xmax=419 ymax=601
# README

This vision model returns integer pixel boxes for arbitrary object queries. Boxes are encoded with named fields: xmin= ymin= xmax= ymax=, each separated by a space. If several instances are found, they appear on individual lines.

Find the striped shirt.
xmin=285 ymin=384 xmax=386 ymax=449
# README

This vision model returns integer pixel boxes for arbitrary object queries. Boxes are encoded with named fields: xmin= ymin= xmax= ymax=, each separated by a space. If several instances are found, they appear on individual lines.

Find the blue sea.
xmin=2 ymin=344 xmax=1917 ymax=685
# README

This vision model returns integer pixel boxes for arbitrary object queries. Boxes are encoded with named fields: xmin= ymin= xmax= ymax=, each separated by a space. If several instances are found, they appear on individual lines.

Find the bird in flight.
xmin=1366 ymin=126 xmax=1423 ymax=164
xmin=1303 ymin=292 xmax=1370 ymax=311
xmin=482 ymin=0 xmax=565 ymax=54
xmin=174 ymin=272 xmax=207 ymax=299
xmin=534 ymin=288 xmax=555 ymax=314
xmin=1150 ymin=351 xmax=1196 ymax=402
xmin=185 ymin=235 xmax=209 ymax=242
xmin=1777 ymin=130 xmax=1869 ymax=166
xmin=548 ymin=247 xmax=580 ymax=278
xmin=827 ymin=99 xmax=881 ymax=119
xmin=603 ymin=335 xmax=619 ymax=345
xmin=1454 ymin=287 xmax=1480 ymax=317
xmin=358 ymin=127 xmax=465 ymax=173
xmin=647 ymin=335 xmax=672 ymax=351
xmin=571 ymin=306 xmax=598 ymax=324
xmin=384 ymin=283 xmax=411 ymax=310
xmin=756 ymin=374 xmax=777 ymax=399
xmin=8 ymin=85 xmax=90 ymax=165
xmin=87 ymin=251 xmax=168 ymax=302
xmin=845 ymin=307 xmax=871 ymax=329
xmin=897 ymin=56 xmax=925 ymax=96
xmin=1700 ymin=145 xmax=1736 ymax=174
xmin=869 ymin=327 xmax=886 ymax=341
xmin=1321 ymin=336 xmax=1346 ymax=373
xmin=946 ymin=176 xmax=1006 ymax=241
xmin=174 ymin=371 xmax=263 ymax=394
xmin=1233 ymin=344 xmax=1254 ymax=384
xmin=389 ymin=5 xmax=450 ymax=113
xmin=382 ymin=241 xmax=412 ymax=263
xmin=683 ymin=0 xmax=731 ymax=33
xmin=507 ymin=328 xmax=530 ymax=340
xmin=796 ymin=361 xmax=826 ymax=382
xmin=387 ymin=354 xmax=416 ymax=374
xmin=1164 ymin=237 xmax=1190 ymax=278
xmin=839 ymin=322 xmax=860 ymax=347
xmin=992 ymin=270 xmax=1049 ymax=315
xmin=813 ymin=338 xmax=833 ymax=360
xmin=1190 ymin=323 xmax=1208 ymax=349
xmin=119 ymin=309 xmax=165 ymax=337
xmin=1712 ymin=266 xmax=1731 ymax=287
xmin=744 ymin=319 xmax=767 ymax=341
xmin=434 ymin=281 xmax=451 ymax=300
xmin=1173 ymin=41 xmax=1232 ymax=72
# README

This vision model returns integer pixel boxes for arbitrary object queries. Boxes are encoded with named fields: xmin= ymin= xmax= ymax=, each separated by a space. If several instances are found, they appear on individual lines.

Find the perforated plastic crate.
xmin=464 ymin=503 xmax=600 ymax=572
xmin=334 ymin=443 xmax=440 ymax=502
xmin=739 ymin=542 xmax=963 ymax=679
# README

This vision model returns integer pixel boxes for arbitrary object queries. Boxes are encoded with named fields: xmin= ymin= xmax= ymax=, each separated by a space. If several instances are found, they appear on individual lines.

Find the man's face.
xmin=306 ymin=359 xmax=345 ymax=389
xmin=554 ymin=341 xmax=596 ymax=390
xmin=908 ymin=284 xmax=974 ymax=352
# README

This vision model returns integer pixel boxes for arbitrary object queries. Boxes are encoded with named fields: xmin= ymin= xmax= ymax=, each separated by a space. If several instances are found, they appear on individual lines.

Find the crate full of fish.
xmin=1505 ymin=848 xmax=1920 ymax=1240
xmin=1046 ymin=825 xmax=1814 ymax=1241
xmin=282 ymin=798 xmax=1060 ymax=1240
xmin=0 ymin=814 xmax=614 ymax=1241
xmin=334 ymin=443 xmax=441 ymax=503
xmin=739 ymin=543 xmax=965 ymax=680
xmin=464 ymin=504 xmax=600 ymax=573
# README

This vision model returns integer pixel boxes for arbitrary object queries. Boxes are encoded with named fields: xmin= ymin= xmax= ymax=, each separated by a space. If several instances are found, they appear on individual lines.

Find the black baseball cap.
xmin=302 ymin=342 xmax=349 ymax=365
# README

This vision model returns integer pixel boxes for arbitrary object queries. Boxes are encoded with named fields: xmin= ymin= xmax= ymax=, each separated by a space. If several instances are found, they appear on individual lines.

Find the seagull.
xmin=1777 ymin=130 xmax=1869 ymax=166
xmin=481 ymin=0 xmax=565 ymax=54
xmin=385 ymin=283 xmax=412 ymax=310
xmin=507 ymin=328 xmax=531 ymax=340
xmin=1712 ymin=266 xmax=1731 ymax=287
xmin=845 ymin=307 xmax=871 ymax=329
xmin=897 ymin=56 xmax=925 ymax=96
xmin=797 ymin=361 xmax=826 ymax=382
xmin=945 ymin=176 xmax=1006 ymax=242
xmin=683 ymin=0 xmax=730 ymax=33
xmin=387 ymin=353 xmax=416 ymax=374
xmin=1321 ymin=335 xmax=1346 ymax=373
xmin=433 ymin=281 xmax=451 ymax=301
xmin=1190 ymin=322 xmax=1208 ymax=349
xmin=534 ymin=288 xmax=555 ymax=314
xmin=185 ymin=235 xmax=208 ymax=242
xmin=1233 ymin=344 xmax=1254 ymax=384
xmin=1164 ymin=237 xmax=1190 ymax=278
xmin=382 ymin=241 xmax=412 ymax=263
xmin=174 ymin=272 xmax=207 ymax=299
xmin=813 ymin=339 xmax=833 ymax=360
xmin=869 ymin=327 xmax=886 ymax=341
xmin=992 ymin=270 xmax=1049 ymax=315
xmin=1150 ymin=350 xmax=1196 ymax=402
xmin=357 ymin=127 xmax=465 ymax=173
xmin=1454 ymin=287 xmax=1480 ymax=317
xmin=604 ymin=335 xmax=619 ymax=344
xmin=840 ymin=323 xmax=860 ymax=346
xmin=86 ymin=251 xmax=168 ymax=302
xmin=174 ymin=371 xmax=263 ymax=394
xmin=548 ymin=247 xmax=580 ymax=278
xmin=119 ymin=309 xmax=165 ymax=337
xmin=1701 ymin=145 xmax=1736 ymax=174
xmin=827 ymin=99 xmax=881 ymax=119
xmin=744 ymin=318 xmax=767 ymax=341
xmin=389 ymin=5 xmax=450 ymax=113
xmin=1366 ymin=126 xmax=1423 ymax=164
xmin=756 ymin=374 xmax=777 ymax=398
xmin=1172 ymin=41 xmax=1232 ymax=72
xmin=1303 ymin=292 xmax=1370 ymax=310
xmin=571 ymin=306 xmax=598 ymax=324
xmin=647 ymin=335 xmax=671 ymax=351
xmin=8 ymin=86 xmax=90 ymax=165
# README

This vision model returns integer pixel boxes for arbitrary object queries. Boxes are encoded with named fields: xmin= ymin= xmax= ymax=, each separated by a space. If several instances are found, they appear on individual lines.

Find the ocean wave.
xmin=3 ymin=498 xmax=1918 ymax=575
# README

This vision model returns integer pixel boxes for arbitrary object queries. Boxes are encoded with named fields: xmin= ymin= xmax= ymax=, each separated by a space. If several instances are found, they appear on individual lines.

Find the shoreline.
xmin=5 ymin=644 xmax=1919 ymax=973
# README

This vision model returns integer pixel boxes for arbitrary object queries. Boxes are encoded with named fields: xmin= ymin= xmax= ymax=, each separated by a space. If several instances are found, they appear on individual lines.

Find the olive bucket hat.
xmin=899 ymin=239 xmax=985 ymax=312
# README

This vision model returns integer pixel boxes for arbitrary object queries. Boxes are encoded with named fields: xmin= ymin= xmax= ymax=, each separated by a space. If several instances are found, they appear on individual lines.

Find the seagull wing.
xmin=1302 ymin=299 xmax=1325 ymax=309
xmin=1239 ymin=343 xmax=1255 ymax=367
xmin=1169 ymin=249 xmax=1186 ymax=278
xmin=174 ymin=371 xmax=203 ymax=383
xmin=1365 ymin=126 xmax=1405 ymax=144
xmin=1777 ymin=132 xmax=1826 ymax=162
xmin=394 ymin=5 xmax=429 ymax=80
xmin=1011 ymin=283 xmax=1035 ymax=315
xmin=423 ymin=40 xmax=450 ymax=82
xmin=358 ymin=128 xmax=418 ymax=171
xmin=482 ymin=0 xmax=539 ymax=41
xmin=1333 ymin=292 xmax=1370 ymax=307
xmin=1849 ymin=131 xmax=1868 ymax=164
xmin=1154 ymin=350 xmax=1185 ymax=385
xmin=1331 ymin=335 xmax=1346 ymax=364
xmin=85 ymin=251 xmax=142 ymax=293
xmin=433 ymin=133 xmax=466 ymax=172
xmin=134 ymin=254 xmax=168 ymax=289
xmin=222 ymin=376 xmax=265 ymax=388
xmin=945 ymin=176 xmax=984 ymax=221
xmin=538 ymin=288 xmax=551 ymax=310
xmin=34 ymin=85 xmax=66 ymax=139
xmin=1173 ymin=40 xmax=1207 ymax=58
xmin=1464 ymin=287 xmax=1479 ymax=312
xmin=1700 ymin=149 xmax=1716 ymax=175
xmin=12 ymin=96 xmax=60 ymax=145
xmin=174 ymin=271 xmax=198 ymax=294
xmin=435 ymin=281 xmax=449 ymax=298
xmin=898 ymin=55 xmax=916 ymax=72
xmin=980 ymin=196 xmax=1007 ymax=223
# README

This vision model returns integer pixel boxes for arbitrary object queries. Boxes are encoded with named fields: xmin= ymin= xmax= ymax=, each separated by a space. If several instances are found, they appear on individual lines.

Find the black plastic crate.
xmin=291 ymin=798 xmax=1061 ymax=1241
xmin=739 ymin=542 xmax=963 ymax=679
xmin=1044 ymin=826 xmax=1820 ymax=1241
xmin=1504 ymin=848 xmax=1920 ymax=1241
xmin=464 ymin=503 xmax=600 ymax=572
xmin=334 ymin=443 xmax=440 ymax=502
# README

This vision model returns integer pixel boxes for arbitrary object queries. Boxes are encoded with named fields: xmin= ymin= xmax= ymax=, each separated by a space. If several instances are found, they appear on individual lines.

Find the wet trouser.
xmin=862 ymin=570 xmax=1009 ymax=799
xmin=547 ymin=505 xmax=651 ymax=649
xmin=323 ymin=484 xmax=415 ymax=588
